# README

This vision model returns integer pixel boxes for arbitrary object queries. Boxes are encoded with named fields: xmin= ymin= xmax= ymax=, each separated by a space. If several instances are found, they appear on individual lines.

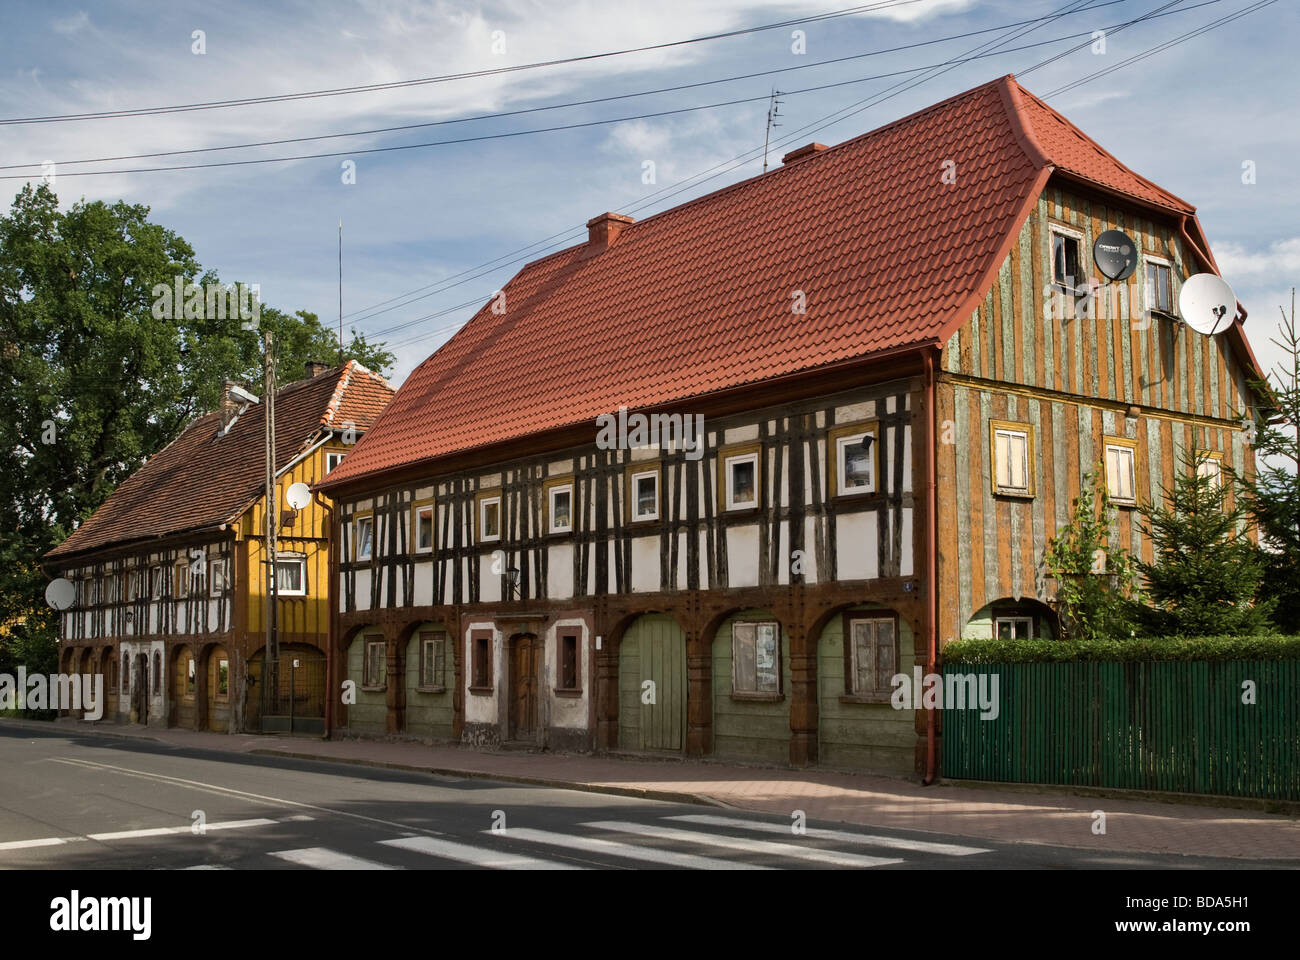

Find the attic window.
xmin=1051 ymin=230 xmax=1082 ymax=289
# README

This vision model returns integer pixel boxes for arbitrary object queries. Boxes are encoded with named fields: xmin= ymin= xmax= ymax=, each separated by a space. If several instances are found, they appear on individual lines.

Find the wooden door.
xmin=508 ymin=634 xmax=539 ymax=740
xmin=619 ymin=614 xmax=686 ymax=752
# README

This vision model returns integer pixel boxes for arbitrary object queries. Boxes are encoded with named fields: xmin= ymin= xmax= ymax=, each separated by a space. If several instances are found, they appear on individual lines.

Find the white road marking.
xmin=182 ymin=864 xmax=233 ymax=870
xmin=491 ymin=827 xmax=773 ymax=870
xmin=269 ymin=847 xmax=399 ymax=870
xmin=669 ymin=814 xmax=992 ymax=856
xmin=586 ymin=821 xmax=903 ymax=868
xmin=0 ymin=836 xmax=87 ymax=851
xmin=380 ymin=835 xmax=583 ymax=870
xmin=88 ymin=818 xmax=276 ymax=841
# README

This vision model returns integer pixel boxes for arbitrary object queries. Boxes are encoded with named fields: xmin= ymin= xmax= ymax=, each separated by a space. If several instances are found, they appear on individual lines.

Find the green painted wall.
xmin=404 ymin=628 xmax=455 ymax=739
xmin=961 ymin=602 xmax=1057 ymax=641
xmin=346 ymin=636 xmax=387 ymax=734
xmin=817 ymin=605 xmax=915 ymax=773
xmin=711 ymin=610 xmax=791 ymax=764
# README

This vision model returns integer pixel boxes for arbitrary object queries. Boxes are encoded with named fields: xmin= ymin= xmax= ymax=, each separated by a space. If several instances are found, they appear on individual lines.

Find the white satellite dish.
xmin=1178 ymin=273 xmax=1237 ymax=336
xmin=285 ymin=482 xmax=312 ymax=510
xmin=45 ymin=577 xmax=76 ymax=611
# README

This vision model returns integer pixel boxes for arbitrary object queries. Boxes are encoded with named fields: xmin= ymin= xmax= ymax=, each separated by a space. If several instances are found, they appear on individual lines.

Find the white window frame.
xmin=208 ymin=559 xmax=226 ymax=597
xmin=275 ymin=555 xmax=307 ymax=596
xmin=548 ymin=483 xmax=574 ymax=534
xmin=478 ymin=495 xmax=502 ymax=543
xmin=1196 ymin=452 xmax=1224 ymax=489
xmin=325 ymin=451 xmax=346 ymax=473
xmin=836 ymin=432 xmax=877 ymax=495
xmin=413 ymin=504 xmax=435 ymax=554
xmin=1050 ymin=224 xmax=1085 ymax=290
xmin=630 ymin=470 xmax=659 ymax=522
xmin=354 ymin=515 xmax=373 ymax=561
xmin=990 ymin=421 xmax=1033 ymax=497
xmin=994 ymin=615 xmax=1036 ymax=640
xmin=724 ymin=452 xmax=760 ymax=511
xmin=149 ymin=566 xmax=163 ymax=599
xmin=1104 ymin=438 xmax=1138 ymax=506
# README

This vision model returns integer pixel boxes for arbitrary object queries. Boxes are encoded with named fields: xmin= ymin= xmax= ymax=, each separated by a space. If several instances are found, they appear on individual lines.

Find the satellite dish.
xmin=1093 ymin=229 xmax=1137 ymax=281
xmin=1179 ymin=273 xmax=1237 ymax=336
xmin=285 ymin=482 xmax=312 ymax=510
xmin=45 ymin=577 xmax=76 ymax=611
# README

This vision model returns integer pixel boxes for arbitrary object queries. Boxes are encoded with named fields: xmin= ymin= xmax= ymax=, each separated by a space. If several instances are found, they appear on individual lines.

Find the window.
xmin=1051 ymin=229 xmax=1081 ymax=289
xmin=149 ymin=566 xmax=162 ymax=599
xmin=125 ymin=570 xmax=140 ymax=602
xmin=413 ymin=503 xmax=435 ymax=553
xmin=419 ymin=630 xmax=447 ymax=689
xmin=1104 ymin=436 xmax=1138 ymax=506
xmin=152 ymin=651 xmax=161 ymax=692
xmin=1196 ymin=452 xmax=1224 ymax=489
xmin=363 ymin=637 xmax=386 ymax=688
xmin=325 ymin=451 xmax=345 ymax=473
xmin=353 ymin=515 xmax=373 ymax=561
xmin=209 ymin=559 xmax=226 ymax=597
xmin=629 ymin=469 xmax=659 ymax=522
xmin=275 ymin=556 xmax=306 ymax=596
xmin=828 ymin=422 xmax=879 ymax=497
xmin=732 ymin=621 xmax=781 ymax=696
xmin=174 ymin=561 xmax=190 ymax=598
xmin=546 ymin=481 xmax=574 ymax=535
xmin=1146 ymin=258 xmax=1173 ymax=314
xmin=558 ymin=632 xmax=580 ymax=692
xmin=120 ymin=655 xmax=128 ymax=693
xmin=721 ymin=447 xmax=760 ymax=511
xmin=846 ymin=616 xmax=897 ymax=698
xmin=216 ymin=658 xmax=229 ymax=700
xmin=178 ymin=651 xmax=195 ymax=700
xmin=478 ymin=495 xmax=501 ymax=542
xmin=994 ymin=615 xmax=1036 ymax=640
xmin=470 ymin=630 xmax=493 ymax=691
xmin=990 ymin=420 xmax=1034 ymax=497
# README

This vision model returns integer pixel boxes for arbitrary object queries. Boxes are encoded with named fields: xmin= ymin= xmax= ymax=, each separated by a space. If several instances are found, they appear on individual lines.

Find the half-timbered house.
xmin=46 ymin=361 xmax=394 ymax=733
xmin=317 ymin=75 xmax=1264 ymax=775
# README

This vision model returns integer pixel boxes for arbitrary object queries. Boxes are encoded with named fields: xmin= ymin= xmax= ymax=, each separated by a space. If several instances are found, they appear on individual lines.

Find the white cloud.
xmin=51 ymin=12 xmax=90 ymax=35
xmin=1217 ymin=238 xmax=1300 ymax=281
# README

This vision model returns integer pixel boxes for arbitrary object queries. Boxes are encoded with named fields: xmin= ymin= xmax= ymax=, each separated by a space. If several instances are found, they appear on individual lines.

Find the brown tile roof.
xmin=319 ymin=75 xmax=1250 ymax=490
xmin=46 ymin=360 xmax=393 ymax=561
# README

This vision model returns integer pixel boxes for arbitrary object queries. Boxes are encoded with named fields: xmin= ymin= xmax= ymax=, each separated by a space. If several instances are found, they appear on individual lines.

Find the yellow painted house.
xmin=45 ymin=360 xmax=394 ymax=733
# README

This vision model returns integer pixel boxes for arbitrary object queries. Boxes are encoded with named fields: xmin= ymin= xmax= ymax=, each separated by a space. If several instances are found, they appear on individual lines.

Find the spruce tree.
xmin=1136 ymin=449 xmax=1273 ymax=636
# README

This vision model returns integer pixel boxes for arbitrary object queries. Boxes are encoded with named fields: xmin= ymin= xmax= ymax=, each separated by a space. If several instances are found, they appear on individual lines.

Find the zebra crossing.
xmin=180 ymin=815 xmax=991 ymax=870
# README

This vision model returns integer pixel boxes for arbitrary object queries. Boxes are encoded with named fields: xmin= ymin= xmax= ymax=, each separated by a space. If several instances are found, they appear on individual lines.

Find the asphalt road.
xmin=0 ymin=726 xmax=1290 ymax=871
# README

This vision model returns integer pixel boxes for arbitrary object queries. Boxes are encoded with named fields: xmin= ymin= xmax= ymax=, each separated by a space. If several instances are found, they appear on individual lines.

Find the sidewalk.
xmin=14 ymin=719 xmax=1300 ymax=860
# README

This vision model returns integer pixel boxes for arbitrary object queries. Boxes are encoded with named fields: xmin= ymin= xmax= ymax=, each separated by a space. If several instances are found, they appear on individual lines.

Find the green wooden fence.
xmin=941 ymin=660 xmax=1300 ymax=799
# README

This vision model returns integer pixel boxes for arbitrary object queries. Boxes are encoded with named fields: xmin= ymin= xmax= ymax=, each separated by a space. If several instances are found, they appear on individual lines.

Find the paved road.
xmin=0 ymin=727 xmax=1288 ymax=870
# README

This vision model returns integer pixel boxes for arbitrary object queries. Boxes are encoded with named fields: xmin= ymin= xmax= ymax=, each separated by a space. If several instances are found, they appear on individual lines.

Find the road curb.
xmin=941 ymin=776 xmax=1300 ymax=817
xmin=247 ymin=748 xmax=728 ymax=808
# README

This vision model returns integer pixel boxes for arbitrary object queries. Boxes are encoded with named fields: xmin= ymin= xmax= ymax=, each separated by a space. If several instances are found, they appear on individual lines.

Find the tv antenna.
xmin=762 ymin=89 xmax=784 ymax=174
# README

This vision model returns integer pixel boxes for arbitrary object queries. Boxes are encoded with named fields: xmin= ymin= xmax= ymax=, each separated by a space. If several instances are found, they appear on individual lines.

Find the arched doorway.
xmin=507 ymin=632 xmax=540 ymax=743
xmin=247 ymin=642 xmax=327 ymax=734
xmin=962 ymin=598 xmax=1058 ymax=641
xmin=172 ymin=647 xmax=196 ymax=728
xmin=205 ymin=644 xmax=230 ymax=732
xmin=132 ymin=652 xmax=149 ymax=725
xmin=618 ymin=614 xmax=687 ymax=753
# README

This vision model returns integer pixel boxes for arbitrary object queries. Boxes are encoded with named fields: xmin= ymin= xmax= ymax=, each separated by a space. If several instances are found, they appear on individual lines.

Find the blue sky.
xmin=1 ymin=0 xmax=1296 ymax=386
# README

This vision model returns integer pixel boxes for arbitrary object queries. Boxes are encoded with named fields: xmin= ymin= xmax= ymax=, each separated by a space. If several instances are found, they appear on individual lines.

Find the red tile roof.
xmin=47 ymin=361 xmax=393 ymax=560
xmin=320 ymin=75 xmax=1235 ymax=490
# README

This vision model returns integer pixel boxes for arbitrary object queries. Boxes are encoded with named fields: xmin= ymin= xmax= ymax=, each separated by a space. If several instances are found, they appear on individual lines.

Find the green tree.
xmin=1239 ymin=290 xmax=1300 ymax=631
xmin=1041 ymin=470 xmax=1142 ymax=641
xmin=0 ymin=183 xmax=393 ymax=659
xmin=1135 ymin=449 xmax=1274 ymax=636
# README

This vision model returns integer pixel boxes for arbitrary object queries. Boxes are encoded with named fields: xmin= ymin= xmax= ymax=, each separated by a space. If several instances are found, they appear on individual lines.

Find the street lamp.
xmin=506 ymin=565 xmax=521 ymax=599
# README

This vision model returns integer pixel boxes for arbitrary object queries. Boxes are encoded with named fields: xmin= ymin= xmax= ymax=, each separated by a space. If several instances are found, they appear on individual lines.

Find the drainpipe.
xmin=1179 ymin=215 xmax=1246 ymax=323
xmin=313 ymin=488 xmax=336 ymax=739
xmin=922 ymin=347 xmax=939 ymax=786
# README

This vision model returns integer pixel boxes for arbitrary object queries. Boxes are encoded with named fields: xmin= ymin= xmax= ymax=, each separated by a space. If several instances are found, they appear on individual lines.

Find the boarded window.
xmin=732 ymin=621 xmax=781 ymax=695
xmin=420 ymin=630 xmax=446 ymax=688
xmin=848 ymin=617 xmax=897 ymax=696
xmin=363 ymin=639 xmax=385 ymax=688
xmin=559 ymin=633 xmax=580 ymax=691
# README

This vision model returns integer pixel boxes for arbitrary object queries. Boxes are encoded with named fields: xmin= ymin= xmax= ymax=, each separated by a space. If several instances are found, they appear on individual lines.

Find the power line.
xmin=3 ymin=1 xmax=1135 ymax=172
xmin=0 ymin=0 xmax=926 ymax=125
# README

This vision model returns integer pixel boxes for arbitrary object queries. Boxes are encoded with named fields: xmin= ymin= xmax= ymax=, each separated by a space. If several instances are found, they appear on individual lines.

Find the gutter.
xmin=922 ymin=347 xmax=940 ymax=786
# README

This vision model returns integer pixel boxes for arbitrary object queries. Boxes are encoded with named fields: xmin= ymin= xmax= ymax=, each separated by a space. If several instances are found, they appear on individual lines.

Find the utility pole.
xmin=762 ymin=89 xmax=784 ymax=174
xmin=338 ymin=220 xmax=344 ymax=364
xmin=263 ymin=330 xmax=279 ymax=719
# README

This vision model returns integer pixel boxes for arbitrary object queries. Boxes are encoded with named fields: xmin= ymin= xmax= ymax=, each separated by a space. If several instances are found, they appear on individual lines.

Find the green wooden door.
xmin=619 ymin=614 xmax=686 ymax=752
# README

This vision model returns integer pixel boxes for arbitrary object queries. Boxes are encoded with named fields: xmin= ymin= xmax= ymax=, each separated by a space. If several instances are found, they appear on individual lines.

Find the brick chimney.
xmin=781 ymin=142 xmax=829 ymax=166
xmin=220 ymin=380 xmax=241 ymax=434
xmin=305 ymin=361 xmax=331 ymax=379
xmin=585 ymin=212 xmax=635 ymax=256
